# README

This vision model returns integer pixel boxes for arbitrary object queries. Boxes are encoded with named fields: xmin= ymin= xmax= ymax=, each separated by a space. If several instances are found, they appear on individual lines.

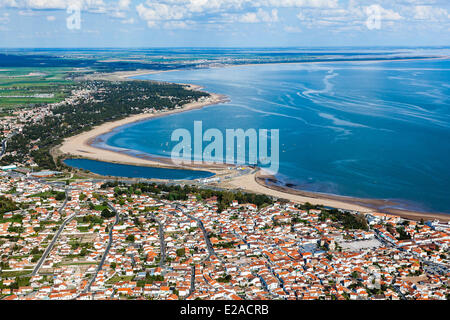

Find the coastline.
xmin=58 ymin=88 xmax=230 ymax=173
xmin=58 ymin=64 xmax=450 ymax=223
xmin=221 ymin=171 xmax=450 ymax=222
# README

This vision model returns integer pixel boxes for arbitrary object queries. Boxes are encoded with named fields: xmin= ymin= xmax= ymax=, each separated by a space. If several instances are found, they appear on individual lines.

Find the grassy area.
xmin=0 ymin=67 xmax=75 ymax=111
xmin=28 ymin=190 xmax=65 ymax=200
xmin=77 ymin=226 xmax=91 ymax=233
xmin=105 ymin=275 xmax=134 ymax=285
xmin=0 ymin=215 xmax=23 ymax=224
xmin=60 ymin=261 xmax=98 ymax=266
xmin=0 ymin=270 xmax=32 ymax=278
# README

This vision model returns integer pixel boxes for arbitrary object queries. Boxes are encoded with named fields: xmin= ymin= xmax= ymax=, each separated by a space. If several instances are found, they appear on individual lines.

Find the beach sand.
xmin=223 ymin=171 xmax=374 ymax=213
xmin=221 ymin=171 xmax=450 ymax=222
xmin=76 ymin=69 xmax=174 ymax=81
xmin=57 ymin=91 xmax=229 ymax=172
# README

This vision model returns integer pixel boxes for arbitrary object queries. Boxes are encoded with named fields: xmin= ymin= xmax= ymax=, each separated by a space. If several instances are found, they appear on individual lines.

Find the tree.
xmin=0 ymin=196 xmax=18 ymax=214
xmin=55 ymin=191 xmax=66 ymax=201
xmin=101 ymin=208 xmax=115 ymax=218
xmin=80 ymin=248 xmax=88 ymax=256
xmin=217 ymin=274 xmax=232 ymax=283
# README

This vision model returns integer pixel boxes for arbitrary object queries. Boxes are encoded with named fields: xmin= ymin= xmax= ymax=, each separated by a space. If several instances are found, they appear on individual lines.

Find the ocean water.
xmin=98 ymin=59 xmax=450 ymax=213
xmin=64 ymin=159 xmax=214 ymax=180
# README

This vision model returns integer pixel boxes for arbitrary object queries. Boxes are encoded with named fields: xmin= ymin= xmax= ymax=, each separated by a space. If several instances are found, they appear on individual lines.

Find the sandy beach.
xmin=223 ymin=171 xmax=374 ymax=213
xmin=76 ymin=69 xmax=178 ymax=82
xmin=221 ymin=171 xmax=450 ymax=223
xmin=57 ymin=90 xmax=229 ymax=172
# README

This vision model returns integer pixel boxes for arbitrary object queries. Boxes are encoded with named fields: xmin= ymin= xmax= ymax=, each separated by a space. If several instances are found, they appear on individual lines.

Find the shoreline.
xmin=221 ymin=171 xmax=450 ymax=223
xmin=58 ymin=88 xmax=231 ymax=173
xmin=58 ymin=62 xmax=450 ymax=223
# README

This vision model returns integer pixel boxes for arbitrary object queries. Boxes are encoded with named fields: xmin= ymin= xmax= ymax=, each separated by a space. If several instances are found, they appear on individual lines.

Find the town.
xmin=0 ymin=171 xmax=448 ymax=300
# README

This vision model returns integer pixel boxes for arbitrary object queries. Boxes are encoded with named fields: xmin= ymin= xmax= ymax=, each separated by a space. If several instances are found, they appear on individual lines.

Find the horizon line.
xmin=1 ymin=45 xmax=450 ymax=50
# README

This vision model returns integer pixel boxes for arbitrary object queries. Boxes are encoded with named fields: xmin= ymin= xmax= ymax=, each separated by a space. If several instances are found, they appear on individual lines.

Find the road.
xmin=0 ymin=139 xmax=6 ymax=158
xmin=392 ymin=276 xmax=408 ymax=300
xmin=373 ymin=228 xmax=450 ymax=300
xmin=188 ymin=265 xmax=195 ymax=297
xmin=148 ymin=212 xmax=166 ymax=269
xmin=421 ymin=259 xmax=449 ymax=275
xmin=81 ymin=202 xmax=120 ymax=294
xmin=253 ymin=271 xmax=274 ymax=298
xmin=170 ymin=204 xmax=222 ymax=297
xmin=174 ymin=204 xmax=220 ymax=263
xmin=0 ymin=131 xmax=17 ymax=159
xmin=31 ymin=189 xmax=72 ymax=276
xmin=46 ymin=188 xmax=70 ymax=220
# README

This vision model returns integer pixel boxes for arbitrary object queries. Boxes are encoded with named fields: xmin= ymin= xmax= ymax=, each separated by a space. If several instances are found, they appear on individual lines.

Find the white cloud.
xmin=0 ymin=0 xmax=107 ymax=10
xmin=120 ymin=17 xmax=134 ymax=24
xmin=136 ymin=3 xmax=187 ymax=24
xmin=376 ymin=5 xmax=403 ymax=21
xmin=0 ymin=12 xmax=9 ymax=24
xmin=260 ymin=0 xmax=338 ymax=8
xmin=3 ymin=0 xmax=135 ymax=22
xmin=239 ymin=8 xmax=278 ymax=23
xmin=284 ymin=25 xmax=302 ymax=33
xmin=1 ymin=0 xmax=449 ymax=34
xmin=164 ymin=20 xmax=189 ymax=29
xmin=18 ymin=9 xmax=35 ymax=15
xmin=294 ymin=1 xmax=404 ymax=32
xmin=118 ymin=0 xmax=130 ymax=10
xmin=110 ymin=10 xmax=127 ymax=18
xmin=24 ymin=0 xmax=71 ymax=9
xmin=414 ymin=5 xmax=449 ymax=21
xmin=239 ymin=12 xmax=259 ymax=23
xmin=135 ymin=1 xmax=286 ymax=28
xmin=133 ymin=0 xmax=342 ymax=28
xmin=0 ymin=0 xmax=134 ymax=16
xmin=0 ymin=0 xmax=18 ymax=7
xmin=136 ymin=2 xmax=199 ymax=29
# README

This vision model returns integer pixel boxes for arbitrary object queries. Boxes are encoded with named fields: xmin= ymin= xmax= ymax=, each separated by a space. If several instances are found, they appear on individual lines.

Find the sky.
xmin=0 ymin=0 xmax=449 ymax=47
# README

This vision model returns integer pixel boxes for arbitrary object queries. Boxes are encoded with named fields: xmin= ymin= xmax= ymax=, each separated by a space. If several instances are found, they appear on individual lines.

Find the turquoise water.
xmin=97 ymin=59 xmax=450 ymax=213
xmin=64 ymin=159 xmax=214 ymax=180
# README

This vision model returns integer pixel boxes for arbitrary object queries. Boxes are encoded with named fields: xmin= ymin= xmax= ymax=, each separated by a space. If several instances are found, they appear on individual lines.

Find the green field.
xmin=0 ymin=67 xmax=75 ymax=111
xmin=106 ymin=275 xmax=134 ymax=284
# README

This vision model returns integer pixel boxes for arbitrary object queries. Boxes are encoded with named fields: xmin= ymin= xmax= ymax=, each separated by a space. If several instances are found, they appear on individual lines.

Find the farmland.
xmin=0 ymin=67 xmax=75 ymax=111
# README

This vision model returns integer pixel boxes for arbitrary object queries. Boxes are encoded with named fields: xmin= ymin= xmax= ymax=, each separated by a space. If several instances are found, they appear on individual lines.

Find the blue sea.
xmin=95 ymin=59 xmax=450 ymax=213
